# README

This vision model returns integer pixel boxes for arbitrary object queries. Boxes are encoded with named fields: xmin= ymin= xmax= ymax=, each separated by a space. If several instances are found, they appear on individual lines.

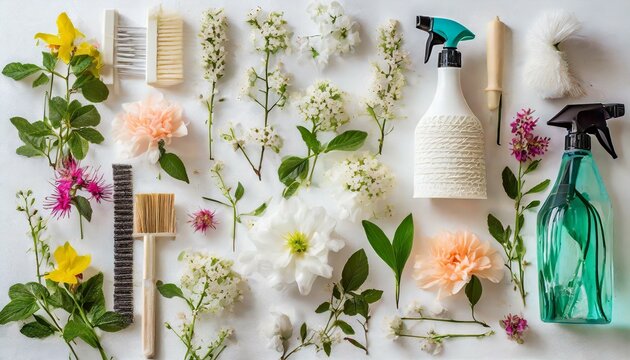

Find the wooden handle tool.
xmin=486 ymin=16 xmax=505 ymax=110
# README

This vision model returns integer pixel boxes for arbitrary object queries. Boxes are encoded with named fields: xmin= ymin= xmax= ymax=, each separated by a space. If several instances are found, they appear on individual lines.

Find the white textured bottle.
xmin=414 ymin=66 xmax=487 ymax=199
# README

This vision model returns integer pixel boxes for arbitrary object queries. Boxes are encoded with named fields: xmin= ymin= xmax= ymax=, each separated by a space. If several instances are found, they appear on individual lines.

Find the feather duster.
xmin=524 ymin=10 xmax=585 ymax=99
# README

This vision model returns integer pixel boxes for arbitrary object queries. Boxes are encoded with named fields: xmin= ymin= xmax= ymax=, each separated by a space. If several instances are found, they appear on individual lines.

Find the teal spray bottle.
xmin=537 ymin=103 xmax=624 ymax=324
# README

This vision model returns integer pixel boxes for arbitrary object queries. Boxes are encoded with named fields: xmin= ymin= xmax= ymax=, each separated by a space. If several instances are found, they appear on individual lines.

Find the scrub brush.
xmin=133 ymin=193 xmax=177 ymax=358
xmin=112 ymin=164 xmax=134 ymax=323
xmin=102 ymin=8 xmax=183 ymax=87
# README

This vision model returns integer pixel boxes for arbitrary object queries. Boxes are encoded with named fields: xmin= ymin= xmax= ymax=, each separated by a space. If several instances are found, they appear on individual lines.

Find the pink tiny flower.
xmin=45 ymin=184 xmax=72 ymax=218
xmin=500 ymin=313 xmax=529 ymax=344
xmin=509 ymin=109 xmax=550 ymax=163
xmin=188 ymin=209 xmax=218 ymax=234
xmin=85 ymin=174 xmax=112 ymax=203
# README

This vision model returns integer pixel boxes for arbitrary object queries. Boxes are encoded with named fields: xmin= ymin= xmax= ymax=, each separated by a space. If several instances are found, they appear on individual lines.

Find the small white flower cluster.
xmin=299 ymin=1 xmax=360 ymax=67
xmin=421 ymin=330 xmax=444 ymax=356
xmin=385 ymin=315 xmax=404 ymax=340
xmin=327 ymin=152 xmax=394 ymax=220
xmin=262 ymin=312 xmax=293 ymax=353
xmin=199 ymin=8 xmax=228 ymax=84
xmin=312 ymin=327 xmax=342 ymax=351
xmin=367 ymin=20 xmax=410 ymax=120
xmin=268 ymin=63 xmax=290 ymax=103
xmin=220 ymin=125 xmax=246 ymax=151
xmin=248 ymin=126 xmax=283 ymax=153
xmin=298 ymin=80 xmax=348 ymax=132
xmin=179 ymin=251 xmax=245 ymax=315
xmin=246 ymin=7 xmax=291 ymax=54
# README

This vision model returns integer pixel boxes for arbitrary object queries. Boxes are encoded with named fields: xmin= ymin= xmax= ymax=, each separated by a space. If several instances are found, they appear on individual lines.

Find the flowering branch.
xmin=487 ymin=109 xmax=550 ymax=306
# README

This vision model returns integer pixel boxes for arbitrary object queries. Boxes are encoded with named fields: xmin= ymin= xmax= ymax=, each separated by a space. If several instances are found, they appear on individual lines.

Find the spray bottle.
xmin=414 ymin=16 xmax=487 ymax=199
xmin=537 ymin=103 xmax=624 ymax=324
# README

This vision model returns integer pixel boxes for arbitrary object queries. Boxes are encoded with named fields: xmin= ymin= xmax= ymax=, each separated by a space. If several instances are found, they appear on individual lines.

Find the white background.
xmin=1 ymin=0 xmax=629 ymax=359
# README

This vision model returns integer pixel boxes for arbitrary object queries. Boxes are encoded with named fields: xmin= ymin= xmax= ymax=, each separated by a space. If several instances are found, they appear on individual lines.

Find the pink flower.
xmin=85 ymin=173 xmax=112 ymax=203
xmin=45 ymin=183 xmax=72 ymax=218
xmin=113 ymin=92 xmax=188 ymax=164
xmin=412 ymin=231 xmax=504 ymax=299
xmin=500 ymin=313 xmax=528 ymax=344
xmin=188 ymin=209 xmax=218 ymax=234
xmin=509 ymin=108 xmax=550 ymax=163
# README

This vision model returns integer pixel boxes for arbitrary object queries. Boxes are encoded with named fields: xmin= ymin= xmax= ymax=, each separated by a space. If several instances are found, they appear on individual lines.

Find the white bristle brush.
xmin=523 ymin=10 xmax=584 ymax=99
xmin=102 ymin=8 xmax=183 ymax=88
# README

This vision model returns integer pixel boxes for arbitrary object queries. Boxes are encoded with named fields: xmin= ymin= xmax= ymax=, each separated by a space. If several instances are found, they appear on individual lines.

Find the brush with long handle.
xmin=112 ymin=164 xmax=134 ymax=323
xmin=486 ymin=16 xmax=505 ymax=145
xmin=133 ymin=193 xmax=176 ymax=359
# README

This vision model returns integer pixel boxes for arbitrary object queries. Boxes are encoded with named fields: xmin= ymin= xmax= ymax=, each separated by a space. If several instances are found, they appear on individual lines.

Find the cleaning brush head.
xmin=133 ymin=193 xmax=176 ymax=234
xmin=147 ymin=8 xmax=183 ymax=87
xmin=112 ymin=164 xmax=134 ymax=322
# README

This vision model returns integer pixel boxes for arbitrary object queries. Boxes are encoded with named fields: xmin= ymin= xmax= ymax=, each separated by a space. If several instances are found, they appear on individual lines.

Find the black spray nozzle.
xmin=416 ymin=16 xmax=445 ymax=63
xmin=415 ymin=16 xmax=474 ymax=66
xmin=547 ymin=103 xmax=624 ymax=159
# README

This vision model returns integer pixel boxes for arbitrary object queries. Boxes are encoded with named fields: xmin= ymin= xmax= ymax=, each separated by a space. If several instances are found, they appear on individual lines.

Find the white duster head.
xmin=524 ymin=10 xmax=584 ymax=99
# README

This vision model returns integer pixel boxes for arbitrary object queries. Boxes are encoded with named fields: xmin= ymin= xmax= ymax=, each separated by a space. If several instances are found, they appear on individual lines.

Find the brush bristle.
xmin=134 ymin=193 xmax=176 ymax=234
xmin=155 ymin=14 xmax=183 ymax=85
xmin=112 ymin=164 xmax=134 ymax=322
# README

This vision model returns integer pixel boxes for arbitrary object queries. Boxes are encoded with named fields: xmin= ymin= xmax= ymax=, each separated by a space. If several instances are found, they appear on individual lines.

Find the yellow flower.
xmin=45 ymin=242 xmax=91 ymax=285
xmin=76 ymin=41 xmax=103 ymax=77
xmin=34 ymin=12 xmax=85 ymax=64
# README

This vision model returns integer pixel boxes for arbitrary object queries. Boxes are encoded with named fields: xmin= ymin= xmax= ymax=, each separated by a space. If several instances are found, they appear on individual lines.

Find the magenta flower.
xmin=45 ymin=184 xmax=73 ymax=218
xmin=500 ymin=313 xmax=528 ymax=344
xmin=85 ymin=173 xmax=112 ymax=203
xmin=189 ymin=209 xmax=218 ymax=234
xmin=509 ymin=108 xmax=550 ymax=163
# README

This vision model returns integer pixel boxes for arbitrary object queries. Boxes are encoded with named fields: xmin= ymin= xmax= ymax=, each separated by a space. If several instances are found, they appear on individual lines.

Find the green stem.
xmin=377 ymin=117 xmax=387 ymax=155
xmin=395 ymin=277 xmax=400 ymax=309
xmin=67 ymin=287 xmax=109 ymax=360
xmin=397 ymin=330 xmax=494 ymax=340
xmin=307 ymin=153 xmax=319 ymax=183
xmin=78 ymin=214 xmax=84 ymax=240
xmin=254 ymin=50 xmax=272 ymax=181
xmin=206 ymin=83 xmax=216 ymax=161
xmin=401 ymin=316 xmax=488 ymax=328
xmin=231 ymin=205 xmax=237 ymax=252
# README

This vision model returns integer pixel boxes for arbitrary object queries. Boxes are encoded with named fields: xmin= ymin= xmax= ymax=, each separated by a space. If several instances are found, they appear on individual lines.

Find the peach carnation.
xmin=113 ymin=92 xmax=187 ymax=163
xmin=413 ymin=231 xmax=503 ymax=298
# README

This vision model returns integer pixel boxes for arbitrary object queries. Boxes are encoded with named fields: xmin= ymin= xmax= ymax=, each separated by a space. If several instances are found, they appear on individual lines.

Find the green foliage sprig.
xmin=362 ymin=214 xmax=414 ymax=308
xmin=281 ymin=249 xmax=383 ymax=359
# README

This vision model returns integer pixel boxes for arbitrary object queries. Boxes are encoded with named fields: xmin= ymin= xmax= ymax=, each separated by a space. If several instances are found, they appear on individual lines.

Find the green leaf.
xmin=524 ymin=200 xmax=541 ymax=210
xmin=315 ymin=302 xmax=330 ymax=314
xmin=159 ymin=152 xmax=190 ymax=183
xmin=361 ymin=220 xmax=396 ymax=271
xmin=78 ymin=273 xmax=104 ymax=310
xmin=70 ymin=55 xmax=92 ymax=74
xmin=94 ymin=311 xmax=130 ymax=332
xmin=81 ymin=78 xmax=109 ymax=103
xmin=48 ymin=96 xmax=68 ymax=128
xmin=323 ymin=341 xmax=332 ymax=356
xmin=20 ymin=320 xmax=55 ymax=338
xmin=525 ymin=179 xmax=550 ymax=195
xmin=74 ymin=128 xmax=104 ymax=144
xmin=343 ymin=296 xmax=368 ymax=318
xmin=332 ymin=285 xmax=341 ymax=300
xmin=71 ymin=105 xmax=100 ymax=127
xmin=334 ymin=320 xmax=355 ymax=335
xmin=9 ymin=283 xmax=48 ymax=301
xmin=72 ymin=195 xmax=93 ymax=222
xmin=341 ymin=249 xmax=369 ymax=292
xmin=0 ymin=298 xmax=39 ymax=324
xmin=156 ymin=281 xmax=185 ymax=299
xmin=42 ymin=52 xmax=56 ymax=72
xmin=524 ymin=159 xmax=541 ymax=174
xmin=392 ymin=214 xmax=414 ymax=278
xmin=32 ymin=73 xmax=49 ymax=88
xmin=465 ymin=275 xmax=482 ymax=307
xmin=300 ymin=322 xmax=307 ymax=342
xmin=2 ymin=62 xmax=40 ymax=80
xmin=247 ymin=202 xmax=267 ymax=217
xmin=515 ymin=235 xmax=525 ymax=258
xmin=202 ymin=197 xmax=230 ymax=207
xmin=46 ymin=281 xmax=74 ymax=313
xmin=234 ymin=182 xmax=245 ymax=201
xmin=297 ymin=126 xmax=321 ymax=153
xmin=63 ymin=319 xmax=99 ymax=348
xmin=72 ymin=73 xmax=95 ymax=90
xmin=324 ymin=130 xmax=367 ymax=152
xmin=278 ymin=156 xmax=309 ymax=186
xmin=487 ymin=214 xmax=505 ymax=244
xmin=361 ymin=289 xmax=383 ymax=304
xmin=11 ymin=117 xmax=37 ymax=134
xmin=345 ymin=337 xmax=367 ymax=352
xmin=16 ymin=145 xmax=43 ymax=157
xmin=502 ymin=167 xmax=518 ymax=200
xmin=282 ymin=181 xmax=301 ymax=199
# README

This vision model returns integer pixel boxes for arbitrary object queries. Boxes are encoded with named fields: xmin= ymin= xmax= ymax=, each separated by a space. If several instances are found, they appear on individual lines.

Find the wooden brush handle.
xmin=142 ymin=234 xmax=156 ymax=358
xmin=486 ymin=16 xmax=505 ymax=110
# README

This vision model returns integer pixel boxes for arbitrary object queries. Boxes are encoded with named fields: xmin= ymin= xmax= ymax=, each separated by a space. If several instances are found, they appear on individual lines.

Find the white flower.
xmin=179 ymin=251 xmax=245 ymax=315
xmin=267 ymin=63 xmax=290 ymax=105
xmin=366 ymin=19 xmax=410 ymax=121
xmin=262 ymin=312 xmax=293 ymax=352
xmin=220 ymin=123 xmax=246 ymax=151
xmin=298 ymin=80 xmax=348 ymax=132
xmin=248 ymin=126 xmax=283 ymax=153
xmin=385 ymin=315 xmax=404 ymax=340
xmin=421 ymin=330 xmax=444 ymax=356
xmin=312 ymin=327 xmax=342 ymax=350
xmin=301 ymin=1 xmax=360 ymax=67
xmin=404 ymin=301 xmax=448 ymax=318
xmin=200 ymin=8 xmax=228 ymax=83
xmin=247 ymin=8 xmax=291 ymax=54
xmin=326 ymin=152 xmax=395 ymax=221
xmin=239 ymin=197 xmax=344 ymax=295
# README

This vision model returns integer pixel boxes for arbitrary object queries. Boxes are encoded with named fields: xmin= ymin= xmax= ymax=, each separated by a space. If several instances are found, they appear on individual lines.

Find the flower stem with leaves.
xmin=203 ymin=162 xmax=267 ymax=251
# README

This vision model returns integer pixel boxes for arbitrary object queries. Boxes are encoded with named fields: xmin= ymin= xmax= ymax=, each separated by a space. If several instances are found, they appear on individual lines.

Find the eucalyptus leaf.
xmin=159 ymin=152 xmax=190 ymax=183
xmin=502 ymin=166 xmax=518 ymax=200
xmin=2 ymin=62 xmax=41 ymax=80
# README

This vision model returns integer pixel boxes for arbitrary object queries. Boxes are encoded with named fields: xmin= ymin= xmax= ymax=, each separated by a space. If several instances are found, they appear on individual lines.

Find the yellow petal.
xmin=34 ymin=32 xmax=62 ymax=45
xmin=56 ymin=13 xmax=79 ymax=43
xmin=53 ymin=242 xmax=77 ymax=268
xmin=68 ymin=254 xmax=91 ymax=276
xmin=45 ymin=269 xmax=78 ymax=285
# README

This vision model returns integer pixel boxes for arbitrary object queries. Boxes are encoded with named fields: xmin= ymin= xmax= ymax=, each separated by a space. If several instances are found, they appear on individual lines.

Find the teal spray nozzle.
xmin=416 ymin=16 xmax=475 ymax=65
xmin=548 ymin=103 xmax=624 ymax=159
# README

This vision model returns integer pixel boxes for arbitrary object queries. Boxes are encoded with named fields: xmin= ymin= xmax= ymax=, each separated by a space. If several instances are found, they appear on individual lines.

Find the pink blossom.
xmin=85 ymin=173 xmax=112 ymax=203
xmin=45 ymin=184 xmax=72 ymax=218
xmin=188 ymin=209 xmax=218 ymax=234
xmin=500 ymin=313 xmax=529 ymax=344
xmin=509 ymin=108 xmax=550 ymax=163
